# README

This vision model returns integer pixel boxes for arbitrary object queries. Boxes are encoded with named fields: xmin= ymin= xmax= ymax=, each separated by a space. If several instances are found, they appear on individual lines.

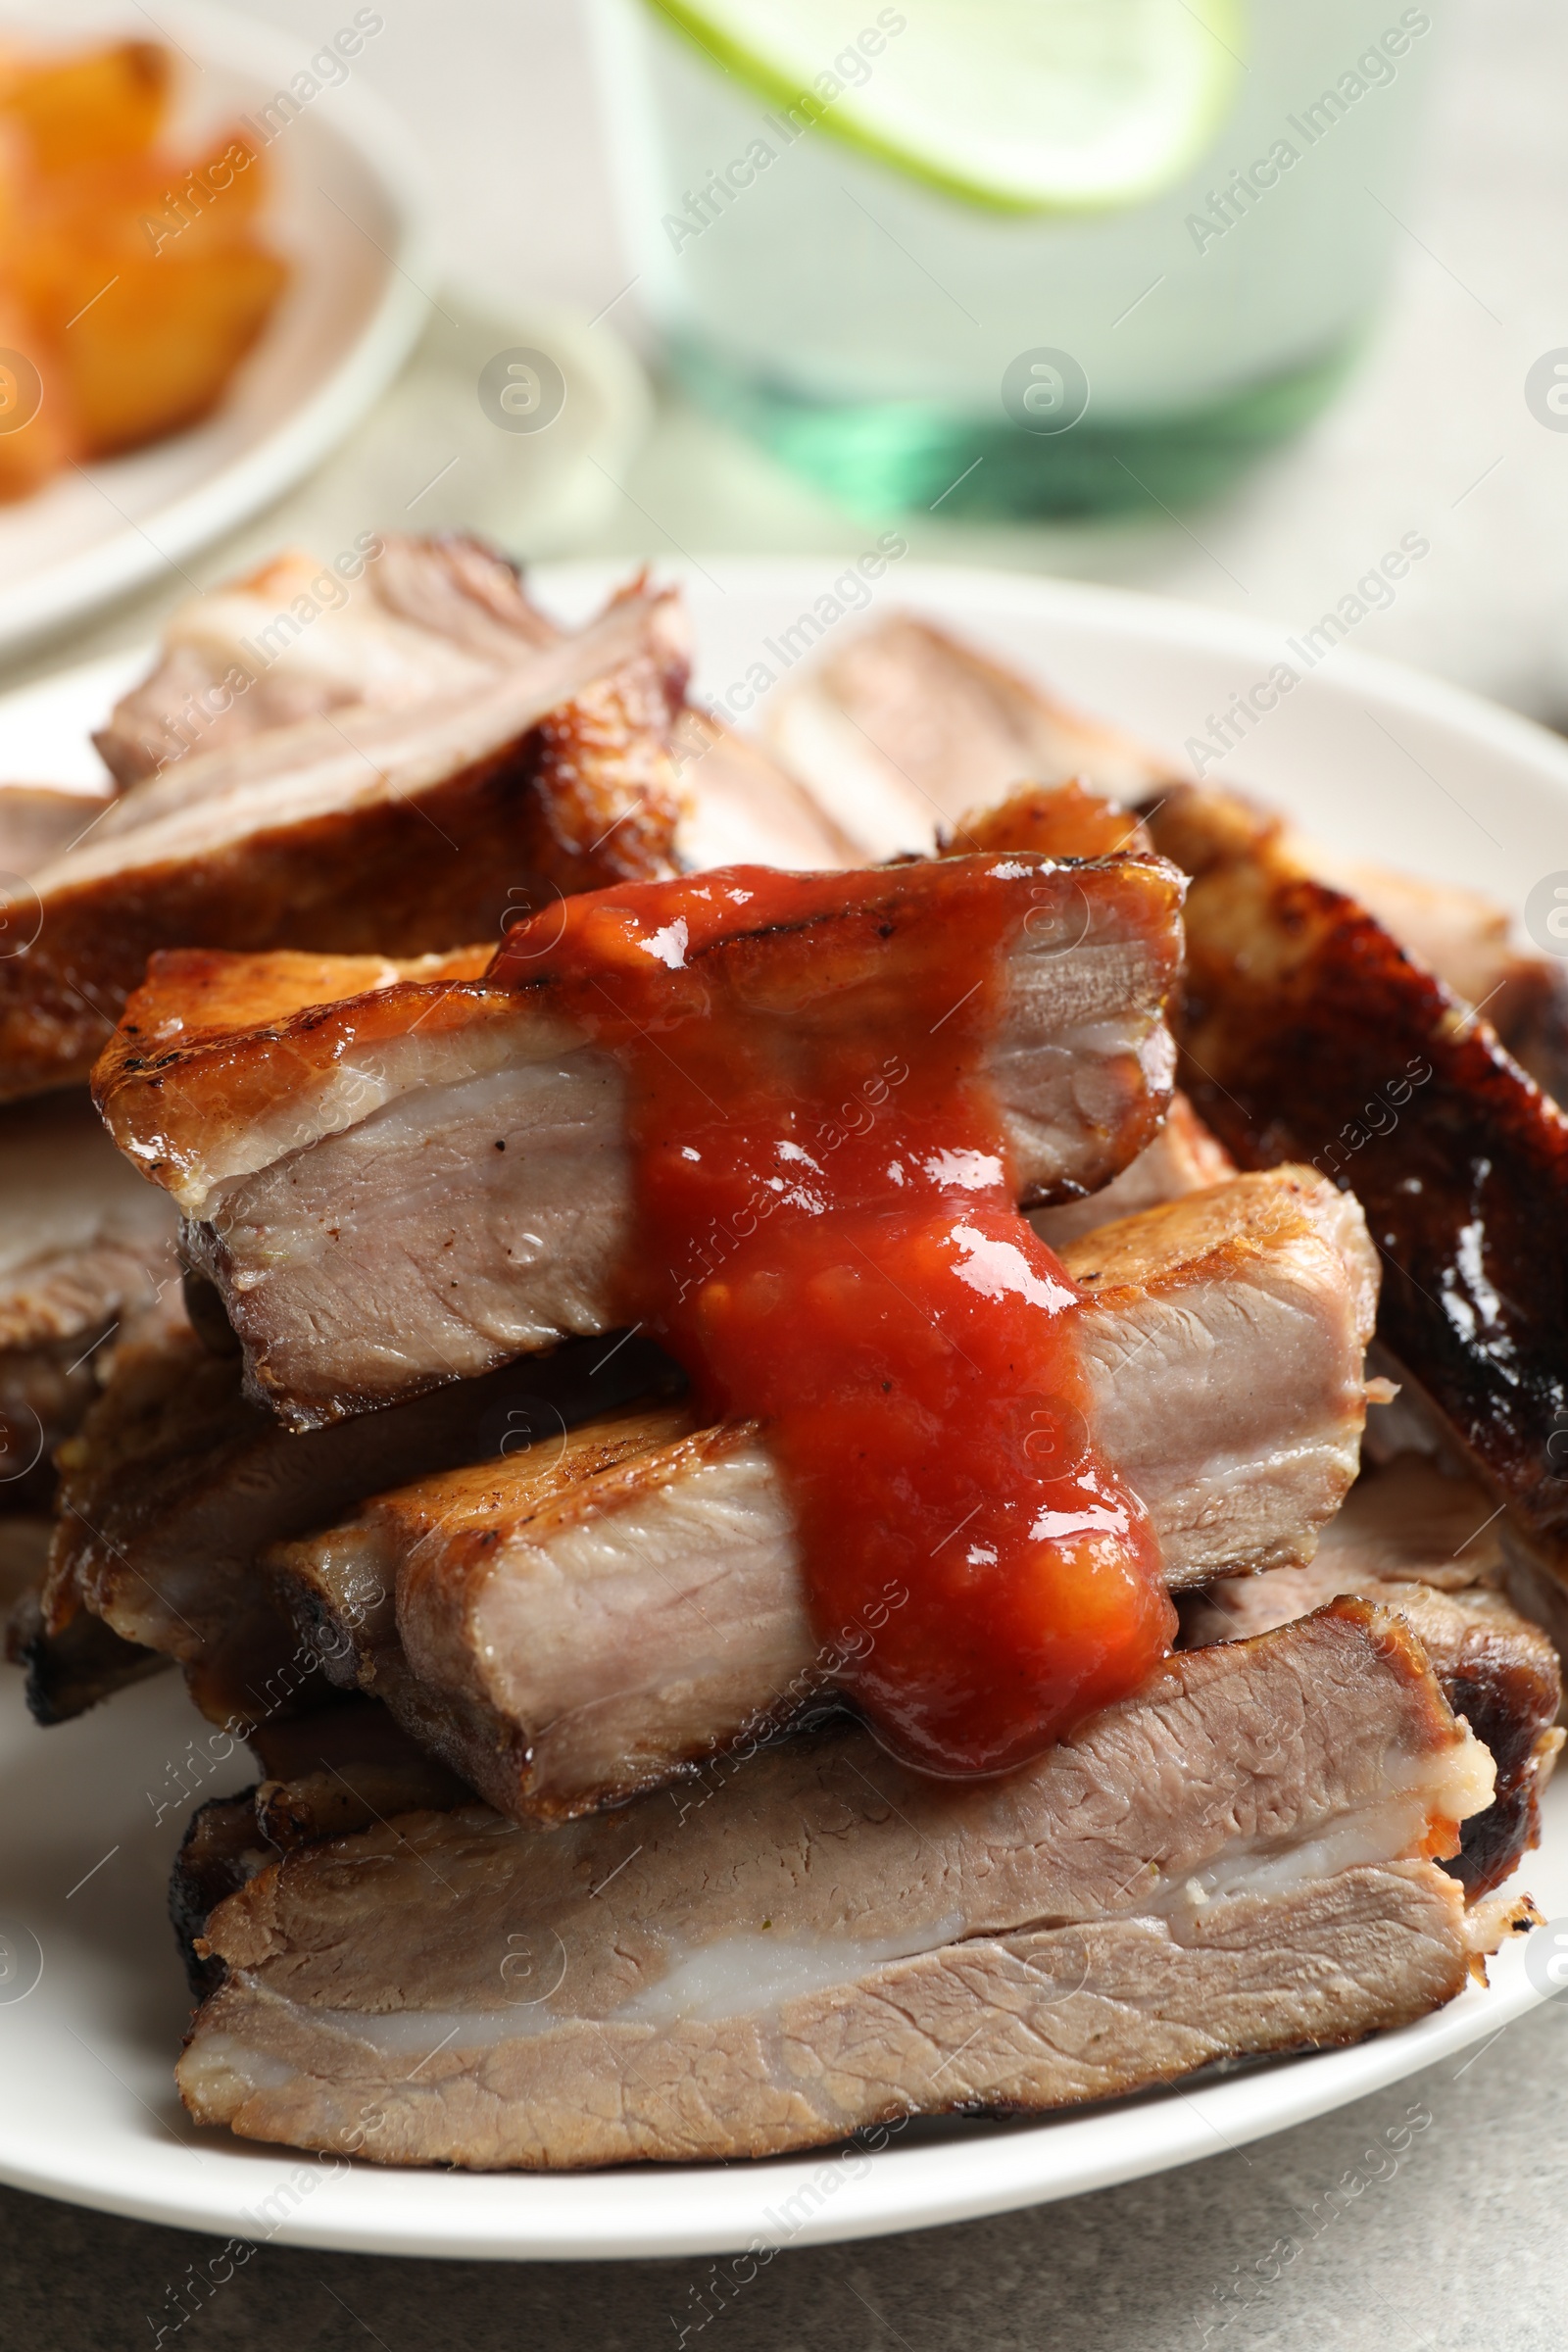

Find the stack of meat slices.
xmin=1 ymin=531 xmax=831 ymax=1690
xmin=7 ymin=554 xmax=1565 ymax=2176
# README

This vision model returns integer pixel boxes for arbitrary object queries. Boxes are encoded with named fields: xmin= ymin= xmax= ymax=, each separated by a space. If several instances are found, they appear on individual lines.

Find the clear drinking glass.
xmin=591 ymin=0 xmax=1443 ymax=514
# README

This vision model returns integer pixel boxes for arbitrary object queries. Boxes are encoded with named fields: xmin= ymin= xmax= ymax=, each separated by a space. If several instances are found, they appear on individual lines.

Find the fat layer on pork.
xmin=270 ymin=1167 xmax=1381 ymax=1820
xmin=176 ymin=1599 xmax=1521 ymax=2170
xmin=96 ymin=853 xmax=1185 ymax=1428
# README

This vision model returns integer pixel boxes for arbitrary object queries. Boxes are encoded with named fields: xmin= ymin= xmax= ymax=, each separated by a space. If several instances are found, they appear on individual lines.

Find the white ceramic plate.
xmin=0 ymin=0 xmax=435 ymax=659
xmin=2 ymin=559 xmax=1567 ymax=2261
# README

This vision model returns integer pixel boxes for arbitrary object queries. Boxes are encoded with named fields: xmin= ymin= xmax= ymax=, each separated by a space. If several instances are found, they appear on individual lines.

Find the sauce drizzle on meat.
xmin=493 ymin=858 xmax=1173 ymax=1774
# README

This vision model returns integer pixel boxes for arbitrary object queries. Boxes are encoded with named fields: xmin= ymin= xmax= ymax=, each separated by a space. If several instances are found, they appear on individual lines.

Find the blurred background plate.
xmin=0 ymin=0 xmax=438 ymax=659
xmin=0 ymin=559 xmax=1565 ymax=2259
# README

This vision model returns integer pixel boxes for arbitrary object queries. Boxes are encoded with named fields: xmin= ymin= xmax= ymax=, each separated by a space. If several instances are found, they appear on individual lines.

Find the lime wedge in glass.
xmin=645 ymin=0 xmax=1246 ymax=213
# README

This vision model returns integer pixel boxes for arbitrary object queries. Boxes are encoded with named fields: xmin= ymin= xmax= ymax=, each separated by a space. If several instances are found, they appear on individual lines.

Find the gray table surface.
xmin=6 ymin=0 xmax=1568 ymax=2340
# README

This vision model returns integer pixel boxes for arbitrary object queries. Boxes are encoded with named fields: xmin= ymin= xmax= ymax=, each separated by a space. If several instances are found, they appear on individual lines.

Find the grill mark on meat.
xmin=173 ymin=1600 xmax=1523 ymax=2169
xmin=265 ymin=1167 xmax=1379 ymax=1821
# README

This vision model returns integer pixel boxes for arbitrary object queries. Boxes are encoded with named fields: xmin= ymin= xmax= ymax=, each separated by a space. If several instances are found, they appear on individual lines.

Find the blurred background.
xmin=0 ymin=0 xmax=1563 ymax=734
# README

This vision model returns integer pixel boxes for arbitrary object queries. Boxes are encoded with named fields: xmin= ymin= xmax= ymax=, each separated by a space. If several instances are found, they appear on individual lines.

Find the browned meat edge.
xmin=1145 ymin=784 xmax=1568 ymax=1570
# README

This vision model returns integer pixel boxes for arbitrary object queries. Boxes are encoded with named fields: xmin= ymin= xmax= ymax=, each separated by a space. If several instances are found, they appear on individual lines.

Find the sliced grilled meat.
xmin=270 ymin=1166 xmax=1379 ymax=1821
xmin=670 ymin=708 xmax=860 ymax=871
xmin=1145 ymin=782 xmax=1568 ymax=1585
xmin=175 ymin=1598 xmax=1523 ymax=2170
xmin=94 ymin=534 xmax=561 ymax=787
xmin=962 ymin=792 xmax=1232 ymax=1250
xmin=5 ymin=1514 xmax=169 ymax=1725
xmin=0 ymin=786 xmax=116 ymax=874
xmin=0 ymin=1092 xmax=178 ymax=1344
xmin=169 ymin=1697 xmax=467 ymax=1995
xmin=1301 ymin=841 xmax=1568 ymax=1105
xmin=96 ymin=852 xmax=1184 ymax=1430
xmin=764 ymin=612 xmax=1179 ymax=860
xmin=0 ymin=581 xmax=689 ymax=1102
xmin=41 ymin=1307 xmax=681 ymax=1731
xmin=1183 ymin=1452 xmax=1563 ymax=1900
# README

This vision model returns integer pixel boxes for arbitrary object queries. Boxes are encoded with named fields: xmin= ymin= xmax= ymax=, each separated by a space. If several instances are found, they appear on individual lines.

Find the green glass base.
xmin=668 ymin=331 xmax=1361 ymax=518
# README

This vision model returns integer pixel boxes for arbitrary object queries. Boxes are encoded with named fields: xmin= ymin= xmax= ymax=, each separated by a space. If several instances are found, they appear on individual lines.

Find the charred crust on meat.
xmin=9 ymin=1592 xmax=170 ymax=1725
xmin=1146 ymin=784 xmax=1568 ymax=1568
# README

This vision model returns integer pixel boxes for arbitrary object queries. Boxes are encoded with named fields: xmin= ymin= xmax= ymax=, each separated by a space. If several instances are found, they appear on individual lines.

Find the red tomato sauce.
xmin=494 ymin=858 xmax=1173 ymax=1775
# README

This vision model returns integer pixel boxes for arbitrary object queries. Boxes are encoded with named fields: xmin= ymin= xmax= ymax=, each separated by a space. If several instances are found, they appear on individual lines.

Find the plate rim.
xmin=0 ymin=556 xmax=1563 ymax=2259
xmin=540 ymin=551 xmax=1568 ymax=797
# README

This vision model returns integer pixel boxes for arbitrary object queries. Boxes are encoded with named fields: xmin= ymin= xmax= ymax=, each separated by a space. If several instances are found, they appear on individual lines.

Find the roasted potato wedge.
xmin=0 ymin=45 xmax=286 ymax=494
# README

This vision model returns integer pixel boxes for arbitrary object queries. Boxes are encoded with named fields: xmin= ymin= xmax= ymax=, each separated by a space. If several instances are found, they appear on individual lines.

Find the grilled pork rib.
xmin=40 ymin=1310 xmax=680 ymax=1728
xmin=93 ymin=534 xmax=563 ymax=787
xmin=1146 ymin=782 xmax=1568 ymax=1583
xmin=175 ymin=1599 xmax=1523 ymax=2170
xmin=268 ymin=1167 xmax=1379 ymax=1820
xmin=45 ymin=1163 xmax=1373 ymax=1786
xmin=764 ymin=612 xmax=1180 ymax=861
xmin=1183 ymin=1452 xmax=1564 ymax=1899
xmin=95 ymin=853 xmax=1185 ymax=1429
xmin=0 ymin=582 xmax=691 ymax=1102
xmin=771 ymin=616 xmax=1566 ymax=1092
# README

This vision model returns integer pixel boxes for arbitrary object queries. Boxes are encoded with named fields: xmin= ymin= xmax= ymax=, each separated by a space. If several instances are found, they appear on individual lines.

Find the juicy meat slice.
xmin=93 ymin=534 xmax=561 ymax=787
xmin=958 ymin=790 xmax=1232 ymax=1251
xmin=176 ymin=1599 xmax=1521 ymax=2170
xmin=275 ymin=1408 xmax=804 ymax=1817
xmin=1183 ymin=1453 xmax=1564 ymax=1899
xmin=1146 ymin=782 xmax=1568 ymax=1583
xmin=1030 ymin=1090 xmax=1235 ymax=1250
xmin=96 ymin=852 xmax=1184 ymax=1428
xmin=1056 ymin=1169 xmax=1379 ymax=1574
xmin=170 ymin=1698 xmax=470 ymax=1995
xmin=94 ymin=527 xmax=858 ymax=879
xmin=0 ymin=582 xmax=690 ymax=1102
xmin=764 ymin=612 xmax=1182 ymax=861
xmin=1186 ymin=1450 xmax=1513 ymax=1628
xmin=42 ymin=1305 xmax=681 ymax=1731
xmin=270 ymin=1166 xmax=1380 ymax=1821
